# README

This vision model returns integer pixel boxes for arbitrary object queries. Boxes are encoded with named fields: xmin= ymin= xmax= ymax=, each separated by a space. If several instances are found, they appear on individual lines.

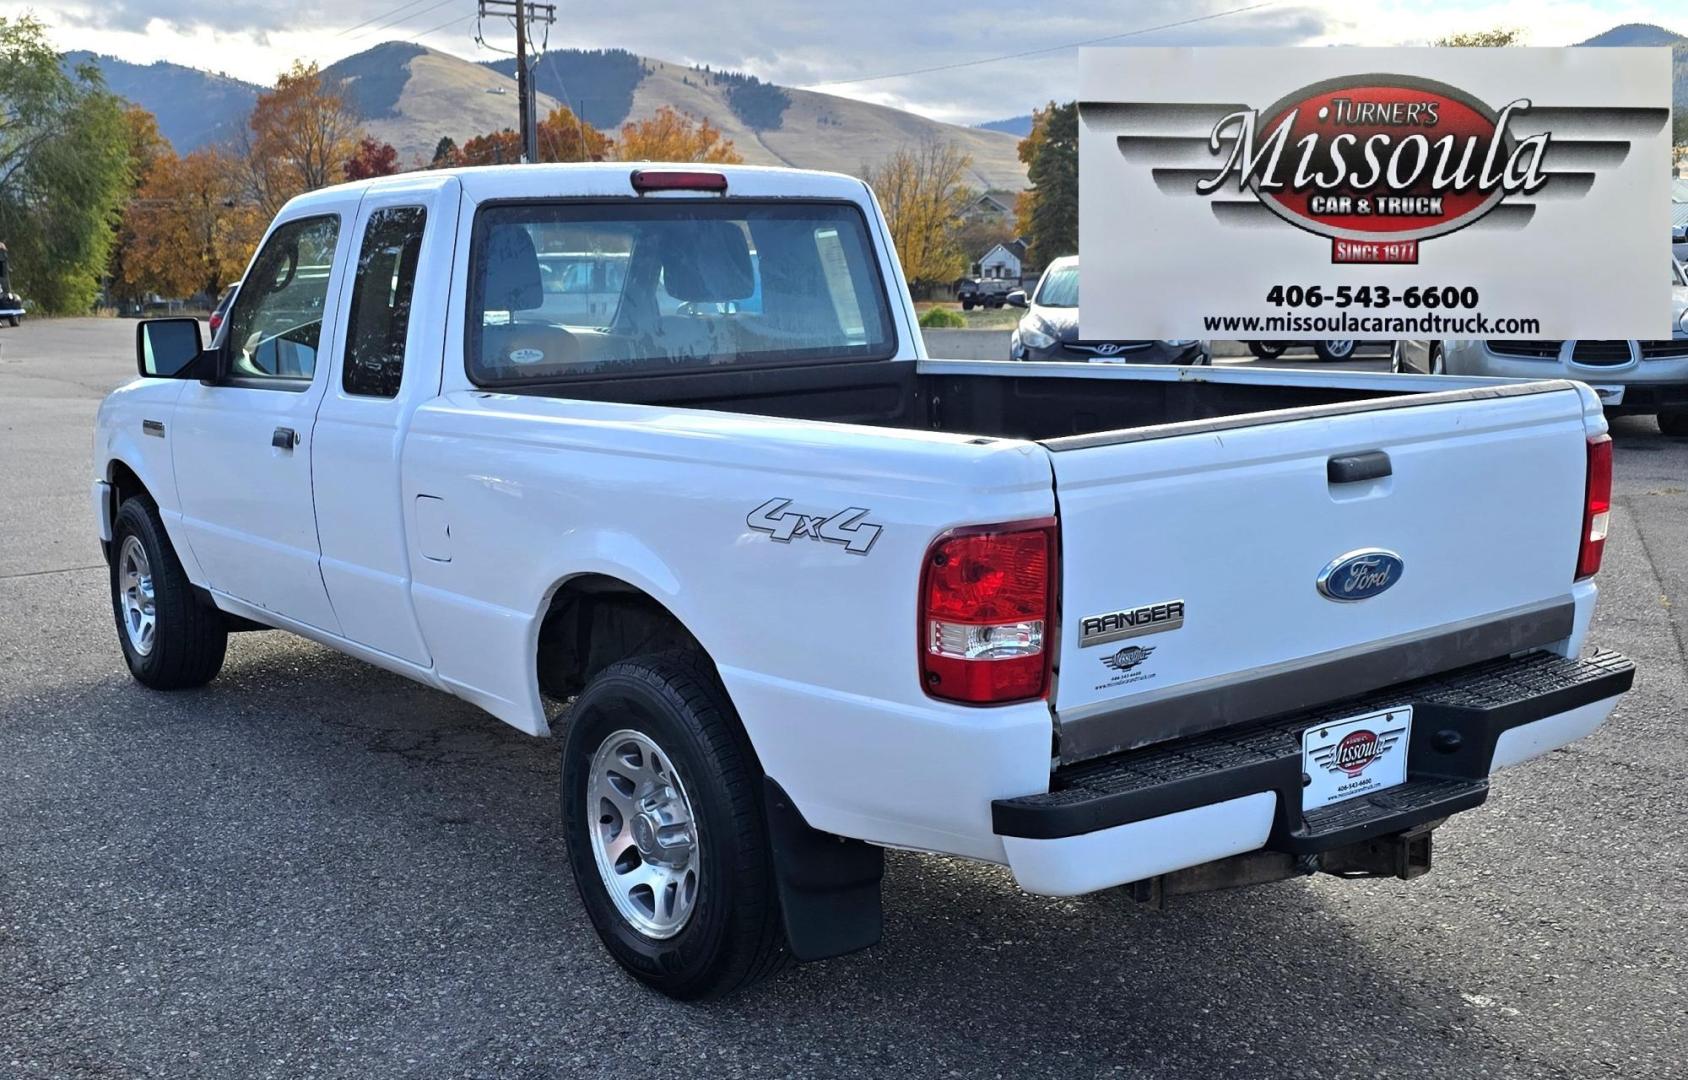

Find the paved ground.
xmin=3 ymin=318 xmax=1684 ymax=1079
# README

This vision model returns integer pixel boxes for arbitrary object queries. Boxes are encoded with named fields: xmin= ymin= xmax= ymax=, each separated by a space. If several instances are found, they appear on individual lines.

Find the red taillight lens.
xmin=629 ymin=169 xmax=728 ymax=193
xmin=1576 ymin=434 xmax=1612 ymax=580
xmin=920 ymin=521 xmax=1056 ymax=705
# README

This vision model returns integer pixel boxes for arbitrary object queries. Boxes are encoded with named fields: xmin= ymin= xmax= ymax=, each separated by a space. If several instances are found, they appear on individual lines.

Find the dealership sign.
xmin=1078 ymin=48 xmax=1673 ymax=340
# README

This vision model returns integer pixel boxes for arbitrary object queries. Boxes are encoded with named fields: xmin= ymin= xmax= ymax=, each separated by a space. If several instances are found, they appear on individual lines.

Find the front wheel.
xmin=1313 ymin=339 xmax=1357 ymax=362
xmin=6 ymin=315 xmax=18 ymax=328
xmin=960 ymin=299 xmax=974 ymax=311
xmin=561 ymin=652 xmax=789 ymax=1000
xmin=1659 ymin=411 xmax=1688 ymax=437
xmin=109 ymin=498 xmax=227 ymax=689
xmin=1247 ymin=340 xmax=1286 ymax=360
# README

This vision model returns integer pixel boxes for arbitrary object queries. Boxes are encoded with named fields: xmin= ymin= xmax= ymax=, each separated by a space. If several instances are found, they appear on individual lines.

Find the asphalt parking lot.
xmin=3 ymin=318 xmax=1685 ymax=1079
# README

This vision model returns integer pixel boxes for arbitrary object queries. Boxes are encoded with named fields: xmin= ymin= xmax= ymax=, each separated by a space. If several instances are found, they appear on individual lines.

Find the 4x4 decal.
xmin=747 ymin=499 xmax=882 ymax=555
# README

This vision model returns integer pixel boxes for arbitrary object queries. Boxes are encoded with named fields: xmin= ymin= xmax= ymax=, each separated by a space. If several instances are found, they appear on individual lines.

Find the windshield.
xmin=1035 ymin=264 xmax=1078 ymax=308
xmin=468 ymin=200 xmax=895 ymax=383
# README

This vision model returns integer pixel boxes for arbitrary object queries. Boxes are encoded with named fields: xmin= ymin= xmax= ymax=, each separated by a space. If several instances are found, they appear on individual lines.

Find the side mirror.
xmin=1006 ymin=290 xmax=1028 ymax=309
xmin=136 ymin=318 xmax=205 ymax=379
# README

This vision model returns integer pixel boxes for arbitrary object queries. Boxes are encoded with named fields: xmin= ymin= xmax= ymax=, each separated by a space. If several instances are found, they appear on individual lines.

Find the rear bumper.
xmin=995 ymin=648 xmax=1634 ymax=896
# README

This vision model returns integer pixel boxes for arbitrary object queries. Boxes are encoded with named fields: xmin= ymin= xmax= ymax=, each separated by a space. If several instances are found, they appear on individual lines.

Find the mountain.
xmin=63 ymin=50 xmax=260 ymax=152
xmin=321 ymin=43 xmax=560 ymax=165
xmin=481 ymin=49 xmax=1028 ymax=190
xmin=1576 ymin=23 xmax=1688 ymax=124
xmin=977 ymin=115 xmax=1034 ymax=137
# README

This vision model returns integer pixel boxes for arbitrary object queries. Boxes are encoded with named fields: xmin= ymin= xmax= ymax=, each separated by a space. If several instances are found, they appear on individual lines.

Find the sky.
xmin=10 ymin=0 xmax=1686 ymax=125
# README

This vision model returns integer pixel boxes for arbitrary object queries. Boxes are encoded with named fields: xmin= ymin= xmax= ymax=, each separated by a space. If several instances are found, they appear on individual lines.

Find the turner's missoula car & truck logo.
xmin=1177 ymin=75 xmax=1635 ymax=263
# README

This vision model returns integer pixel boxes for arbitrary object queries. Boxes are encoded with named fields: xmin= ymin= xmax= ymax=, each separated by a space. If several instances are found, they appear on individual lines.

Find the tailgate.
xmin=1047 ymin=382 xmax=1592 ymax=763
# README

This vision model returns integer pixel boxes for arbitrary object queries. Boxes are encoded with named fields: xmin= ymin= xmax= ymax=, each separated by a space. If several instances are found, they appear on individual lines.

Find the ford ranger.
xmin=95 ymin=164 xmax=1634 ymax=999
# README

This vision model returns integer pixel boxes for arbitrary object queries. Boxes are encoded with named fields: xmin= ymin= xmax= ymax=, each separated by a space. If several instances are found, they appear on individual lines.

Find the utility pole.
xmin=478 ymin=0 xmax=556 ymax=162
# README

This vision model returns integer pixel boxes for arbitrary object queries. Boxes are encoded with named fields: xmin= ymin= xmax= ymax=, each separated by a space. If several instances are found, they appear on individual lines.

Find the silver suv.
xmin=1394 ymin=259 xmax=1688 ymax=435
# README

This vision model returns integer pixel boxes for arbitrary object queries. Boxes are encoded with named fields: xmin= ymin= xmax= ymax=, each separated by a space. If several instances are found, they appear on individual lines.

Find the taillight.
xmin=1576 ymin=434 xmax=1612 ymax=580
xmin=919 ymin=520 xmax=1056 ymax=705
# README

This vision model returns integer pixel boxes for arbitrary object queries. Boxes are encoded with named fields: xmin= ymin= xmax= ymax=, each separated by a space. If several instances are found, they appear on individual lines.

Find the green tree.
xmin=0 ymin=16 xmax=131 ymax=313
xmin=1433 ymin=28 xmax=1525 ymax=47
xmin=1015 ymin=101 xmax=1077 ymax=268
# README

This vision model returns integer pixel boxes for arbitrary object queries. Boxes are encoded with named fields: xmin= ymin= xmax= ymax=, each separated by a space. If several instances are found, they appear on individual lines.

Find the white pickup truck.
xmin=96 ymin=163 xmax=1634 ymax=999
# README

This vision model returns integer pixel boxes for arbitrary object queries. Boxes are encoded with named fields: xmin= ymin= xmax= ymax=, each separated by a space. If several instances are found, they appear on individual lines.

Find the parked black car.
xmin=955 ymin=276 xmax=1014 ymax=310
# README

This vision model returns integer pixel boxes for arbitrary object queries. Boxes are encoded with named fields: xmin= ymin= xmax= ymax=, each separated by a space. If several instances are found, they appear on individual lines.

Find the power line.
xmin=410 ymin=12 xmax=476 ymax=41
xmin=349 ymin=0 xmax=461 ymax=41
xmin=801 ymin=1 xmax=1278 ymax=88
xmin=542 ymin=47 xmax=592 ymax=160
xmin=338 ymin=0 xmax=434 ymax=37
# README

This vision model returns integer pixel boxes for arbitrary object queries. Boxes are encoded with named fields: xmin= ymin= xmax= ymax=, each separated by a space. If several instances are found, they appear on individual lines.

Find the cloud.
xmin=8 ymin=0 xmax=1684 ymax=123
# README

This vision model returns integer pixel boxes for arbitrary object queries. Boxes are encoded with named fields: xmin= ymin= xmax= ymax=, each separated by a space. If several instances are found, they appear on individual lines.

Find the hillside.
xmin=482 ymin=49 xmax=1027 ymax=190
xmin=62 ymin=50 xmax=259 ymax=151
xmin=1577 ymin=23 xmax=1688 ymax=126
xmin=321 ymin=44 xmax=559 ymax=165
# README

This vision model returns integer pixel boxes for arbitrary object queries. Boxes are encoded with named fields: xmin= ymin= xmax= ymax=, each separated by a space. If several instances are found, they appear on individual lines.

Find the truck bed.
xmin=494 ymin=357 xmax=1421 ymax=442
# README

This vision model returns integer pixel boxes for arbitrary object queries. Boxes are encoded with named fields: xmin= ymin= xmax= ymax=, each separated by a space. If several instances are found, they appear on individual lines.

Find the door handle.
xmin=272 ymin=426 xmax=299 ymax=450
xmin=1328 ymin=450 xmax=1391 ymax=484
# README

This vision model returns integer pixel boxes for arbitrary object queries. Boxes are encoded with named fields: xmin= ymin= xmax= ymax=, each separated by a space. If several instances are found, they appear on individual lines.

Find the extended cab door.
xmin=310 ymin=175 xmax=461 ymax=665
xmin=171 ymin=209 xmax=355 ymax=632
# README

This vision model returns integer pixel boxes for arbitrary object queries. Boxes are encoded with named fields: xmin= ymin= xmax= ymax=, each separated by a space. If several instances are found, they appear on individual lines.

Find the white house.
xmin=974 ymin=240 xmax=1026 ymax=281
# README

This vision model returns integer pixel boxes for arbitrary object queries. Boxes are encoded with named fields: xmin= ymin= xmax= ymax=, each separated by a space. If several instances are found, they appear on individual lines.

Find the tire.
xmin=1313 ymin=339 xmax=1356 ymax=362
xmin=110 ymin=497 xmax=227 ymax=689
xmin=1659 ymin=411 xmax=1688 ymax=437
xmin=1248 ymin=341 xmax=1286 ymax=360
xmin=1428 ymin=344 xmax=1446 ymax=375
xmin=6 ymin=315 xmax=18 ymax=328
xmin=561 ymin=651 xmax=789 ymax=1000
xmin=960 ymin=299 xmax=974 ymax=311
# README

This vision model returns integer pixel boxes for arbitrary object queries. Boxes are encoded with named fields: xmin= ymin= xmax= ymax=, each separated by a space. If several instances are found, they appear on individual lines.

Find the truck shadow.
xmin=28 ymin=641 xmax=1523 ymax=1079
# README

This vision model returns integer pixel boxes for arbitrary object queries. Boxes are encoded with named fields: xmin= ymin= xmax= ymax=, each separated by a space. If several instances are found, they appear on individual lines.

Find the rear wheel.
xmin=1659 ymin=411 xmax=1688 ymax=437
xmin=561 ymin=652 xmax=788 ymax=1000
xmin=110 ymin=497 xmax=227 ymax=689
xmin=960 ymin=298 xmax=974 ymax=311
xmin=1313 ymin=339 xmax=1357 ymax=362
xmin=1428 ymin=344 xmax=1446 ymax=375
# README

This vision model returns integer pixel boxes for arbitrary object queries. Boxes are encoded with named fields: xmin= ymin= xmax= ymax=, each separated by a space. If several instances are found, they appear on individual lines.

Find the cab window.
xmin=343 ymin=207 xmax=426 ymax=398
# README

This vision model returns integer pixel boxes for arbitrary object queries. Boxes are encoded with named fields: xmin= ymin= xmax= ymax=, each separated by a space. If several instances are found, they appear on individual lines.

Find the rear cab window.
xmin=465 ymin=200 xmax=896 ymax=384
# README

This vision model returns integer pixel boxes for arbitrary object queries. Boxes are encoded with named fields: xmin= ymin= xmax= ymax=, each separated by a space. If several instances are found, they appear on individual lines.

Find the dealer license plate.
xmin=1301 ymin=706 xmax=1412 ymax=810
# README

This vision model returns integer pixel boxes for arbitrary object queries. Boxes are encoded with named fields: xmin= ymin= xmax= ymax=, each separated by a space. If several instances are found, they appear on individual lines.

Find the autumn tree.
xmin=616 ymin=106 xmax=742 ymax=163
xmin=240 ymin=61 xmax=363 ymax=217
xmin=865 ymin=139 xmax=973 ymax=296
xmin=343 ymin=136 xmax=399 ymax=180
xmin=0 ymin=16 xmax=131 ymax=313
xmin=452 ymin=108 xmax=610 ymax=166
xmin=1015 ymin=101 xmax=1077 ymax=267
xmin=455 ymin=128 xmax=523 ymax=166
xmin=538 ymin=106 xmax=611 ymax=162
xmin=122 ymin=148 xmax=263 ymax=299
xmin=106 ymin=105 xmax=172 ymax=304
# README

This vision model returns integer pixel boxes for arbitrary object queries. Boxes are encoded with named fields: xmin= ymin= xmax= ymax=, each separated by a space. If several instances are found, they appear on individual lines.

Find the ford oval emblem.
xmin=1317 ymin=549 xmax=1404 ymax=602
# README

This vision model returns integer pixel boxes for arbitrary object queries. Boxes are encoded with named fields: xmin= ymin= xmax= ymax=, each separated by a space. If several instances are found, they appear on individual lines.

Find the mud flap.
xmin=763 ymin=779 xmax=884 ymax=963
